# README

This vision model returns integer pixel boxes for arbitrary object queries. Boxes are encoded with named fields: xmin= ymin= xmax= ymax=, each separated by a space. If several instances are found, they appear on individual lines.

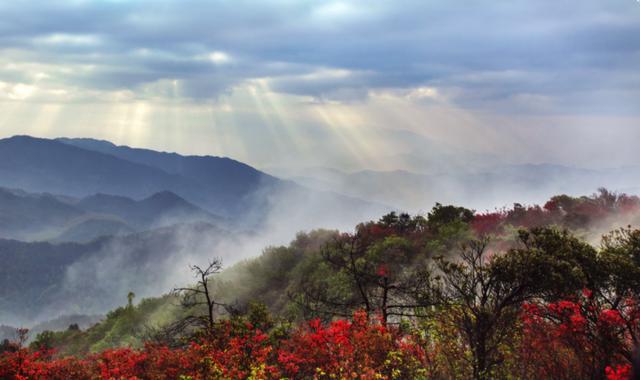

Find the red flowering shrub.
xmin=520 ymin=291 xmax=640 ymax=380
xmin=606 ymin=364 xmax=632 ymax=380
xmin=276 ymin=310 xmax=432 ymax=379
xmin=1 ymin=301 xmax=638 ymax=379
xmin=4 ymin=193 xmax=640 ymax=379
xmin=471 ymin=212 xmax=505 ymax=235
xmin=0 ymin=311 xmax=432 ymax=380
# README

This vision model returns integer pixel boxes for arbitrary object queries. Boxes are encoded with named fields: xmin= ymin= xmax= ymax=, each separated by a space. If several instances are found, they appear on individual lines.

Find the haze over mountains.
xmin=0 ymin=136 xmax=385 ymax=228
xmin=0 ymin=135 xmax=387 ymax=325
xmin=56 ymin=137 xmax=280 ymax=218
xmin=269 ymin=164 xmax=640 ymax=213
xmin=0 ymin=221 xmax=237 ymax=324
xmin=0 ymin=187 xmax=222 ymax=242
xmin=0 ymin=135 xmax=273 ymax=221
xmin=0 ymin=134 xmax=637 ymax=326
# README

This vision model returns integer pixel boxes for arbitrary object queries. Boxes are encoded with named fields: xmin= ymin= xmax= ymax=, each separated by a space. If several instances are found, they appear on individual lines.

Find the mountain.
xmin=53 ymin=218 xmax=134 ymax=243
xmin=0 ymin=186 xmax=222 ymax=242
xmin=57 ymin=137 xmax=278 ymax=192
xmin=0 ymin=135 xmax=387 ymax=324
xmin=0 ymin=135 xmax=194 ymax=202
xmin=76 ymin=191 xmax=223 ymax=230
xmin=0 ymin=136 xmax=384 ymax=230
xmin=0 ymin=221 xmax=238 ymax=324
xmin=0 ymin=135 xmax=275 ymax=220
xmin=56 ymin=137 xmax=281 ymax=217
xmin=56 ymin=136 xmax=387 ymax=229
xmin=272 ymin=164 xmax=640 ymax=212
xmin=0 ymin=187 xmax=84 ymax=240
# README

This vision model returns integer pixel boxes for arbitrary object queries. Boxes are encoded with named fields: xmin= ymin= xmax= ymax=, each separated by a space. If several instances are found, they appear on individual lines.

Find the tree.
xmin=171 ymin=259 xmax=225 ymax=336
xmin=31 ymin=330 xmax=56 ymax=351
xmin=127 ymin=291 xmax=136 ymax=308
xmin=427 ymin=203 xmax=474 ymax=228
xmin=432 ymin=227 xmax=600 ymax=380
xmin=295 ymin=218 xmax=434 ymax=324
xmin=524 ymin=226 xmax=640 ymax=378
xmin=433 ymin=239 xmax=527 ymax=380
xmin=599 ymin=228 xmax=640 ymax=358
xmin=492 ymin=227 xmax=600 ymax=301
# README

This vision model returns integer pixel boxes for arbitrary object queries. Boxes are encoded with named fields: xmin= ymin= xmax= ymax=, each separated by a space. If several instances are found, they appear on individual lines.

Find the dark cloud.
xmin=0 ymin=0 xmax=638 ymax=112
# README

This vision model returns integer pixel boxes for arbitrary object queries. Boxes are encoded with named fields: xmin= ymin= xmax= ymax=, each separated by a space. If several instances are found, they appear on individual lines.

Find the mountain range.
xmin=268 ymin=164 xmax=640 ymax=212
xmin=0 ymin=136 xmax=385 ymax=229
xmin=0 ymin=135 xmax=386 ymax=324
xmin=0 ymin=187 xmax=223 ymax=242
xmin=2 ymin=134 xmax=638 ymax=325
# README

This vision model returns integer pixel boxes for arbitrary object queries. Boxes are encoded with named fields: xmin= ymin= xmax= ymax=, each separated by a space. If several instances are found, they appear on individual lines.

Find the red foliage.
xmin=480 ymin=191 xmax=640 ymax=237
xmin=471 ymin=212 xmax=505 ymax=235
xmin=376 ymin=264 xmax=389 ymax=277
xmin=1 ymin=299 xmax=638 ymax=379
xmin=521 ymin=291 xmax=640 ymax=379
xmin=606 ymin=364 xmax=632 ymax=380
xmin=277 ymin=311 xmax=389 ymax=378
xmin=0 ymin=311 xmax=431 ymax=379
xmin=618 ymin=194 xmax=640 ymax=214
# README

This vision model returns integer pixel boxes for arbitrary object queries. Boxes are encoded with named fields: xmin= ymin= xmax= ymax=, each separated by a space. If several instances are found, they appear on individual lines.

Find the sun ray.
xmin=243 ymin=82 xmax=290 ymax=160
xmin=253 ymin=79 xmax=311 ymax=158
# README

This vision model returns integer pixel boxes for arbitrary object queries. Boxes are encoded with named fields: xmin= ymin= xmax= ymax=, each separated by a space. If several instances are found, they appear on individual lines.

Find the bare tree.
xmin=171 ymin=259 xmax=225 ymax=334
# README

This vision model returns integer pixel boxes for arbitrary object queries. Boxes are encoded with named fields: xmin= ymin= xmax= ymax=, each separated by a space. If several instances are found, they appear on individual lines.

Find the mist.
xmin=2 ymin=134 xmax=640 ymax=330
xmin=269 ymin=164 xmax=640 ymax=215
xmin=1 ymin=0 xmax=639 ymax=340
xmin=0 ymin=178 xmax=387 ymax=327
xmin=25 ymin=173 xmax=640 ymax=327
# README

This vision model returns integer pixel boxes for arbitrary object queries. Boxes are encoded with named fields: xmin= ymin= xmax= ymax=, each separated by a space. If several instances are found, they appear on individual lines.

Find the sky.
xmin=0 ymin=0 xmax=639 ymax=172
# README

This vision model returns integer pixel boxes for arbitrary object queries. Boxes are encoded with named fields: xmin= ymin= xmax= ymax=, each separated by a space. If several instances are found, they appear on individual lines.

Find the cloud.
xmin=0 ymin=0 xmax=637 ymax=111
xmin=208 ymin=51 xmax=232 ymax=65
xmin=0 ymin=0 xmax=639 ymax=172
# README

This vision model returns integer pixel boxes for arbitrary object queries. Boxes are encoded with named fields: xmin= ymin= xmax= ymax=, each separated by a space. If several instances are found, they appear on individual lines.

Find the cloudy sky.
xmin=0 ymin=0 xmax=639 ymax=172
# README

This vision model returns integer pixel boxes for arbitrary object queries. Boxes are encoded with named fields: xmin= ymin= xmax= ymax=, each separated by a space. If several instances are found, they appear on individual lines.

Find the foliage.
xmin=9 ymin=189 xmax=640 ymax=379
xmin=0 ymin=311 xmax=432 ymax=380
xmin=29 ymin=296 xmax=180 ymax=356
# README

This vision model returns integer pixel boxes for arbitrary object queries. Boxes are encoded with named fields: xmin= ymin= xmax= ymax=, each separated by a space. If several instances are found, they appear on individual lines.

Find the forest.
xmin=2 ymin=189 xmax=640 ymax=380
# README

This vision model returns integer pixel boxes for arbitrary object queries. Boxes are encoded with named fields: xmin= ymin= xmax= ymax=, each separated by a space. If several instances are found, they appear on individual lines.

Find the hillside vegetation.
xmin=2 ymin=189 xmax=640 ymax=379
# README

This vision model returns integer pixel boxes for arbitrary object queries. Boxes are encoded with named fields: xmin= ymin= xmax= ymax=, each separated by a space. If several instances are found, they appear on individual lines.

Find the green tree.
xmin=427 ymin=203 xmax=474 ymax=230
xmin=433 ymin=227 xmax=599 ymax=380
xmin=295 ymin=222 xmax=432 ymax=324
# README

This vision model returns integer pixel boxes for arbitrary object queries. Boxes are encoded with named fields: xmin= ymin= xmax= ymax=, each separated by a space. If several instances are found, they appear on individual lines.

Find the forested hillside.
xmin=3 ymin=189 xmax=640 ymax=379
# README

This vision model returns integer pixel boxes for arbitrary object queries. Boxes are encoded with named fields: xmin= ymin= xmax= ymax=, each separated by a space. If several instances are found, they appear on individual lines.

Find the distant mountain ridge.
xmin=56 ymin=137 xmax=280 ymax=217
xmin=0 ymin=136 xmax=383 ymax=231
xmin=0 ymin=186 xmax=222 ymax=242
xmin=55 ymin=138 xmax=286 ymax=215
xmin=271 ymin=163 xmax=640 ymax=212
xmin=77 ymin=190 xmax=223 ymax=229
xmin=0 ymin=135 xmax=197 ymax=205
